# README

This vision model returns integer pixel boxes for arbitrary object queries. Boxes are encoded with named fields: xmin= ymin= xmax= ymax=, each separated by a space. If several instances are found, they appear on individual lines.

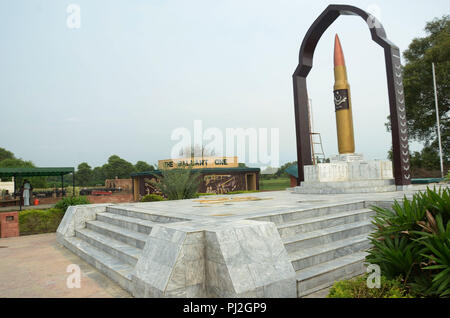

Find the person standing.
xmin=23 ymin=180 xmax=32 ymax=206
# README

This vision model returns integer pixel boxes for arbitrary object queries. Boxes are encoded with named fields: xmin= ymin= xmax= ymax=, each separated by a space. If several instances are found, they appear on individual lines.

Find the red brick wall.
xmin=0 ymin=212 xmax=19 ymax=238
xmin=290 ymin=176 xmax=298 ymax=187
xmin=86 ymin=193 xmax=134 ymax=204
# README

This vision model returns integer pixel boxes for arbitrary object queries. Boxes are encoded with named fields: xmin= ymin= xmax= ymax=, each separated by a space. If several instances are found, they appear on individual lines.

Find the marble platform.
xmin=295 ymin=155 xmax=396 ymax=194
xmin=56 ymin=183 xmax=447 ymax=297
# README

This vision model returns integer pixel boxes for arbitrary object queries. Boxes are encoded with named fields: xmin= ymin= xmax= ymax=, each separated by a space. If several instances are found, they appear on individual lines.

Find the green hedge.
xmin=19 ymin=208 xmax=65 ymax=236
xmin=54 ymin=196 xmax=90 ymax=212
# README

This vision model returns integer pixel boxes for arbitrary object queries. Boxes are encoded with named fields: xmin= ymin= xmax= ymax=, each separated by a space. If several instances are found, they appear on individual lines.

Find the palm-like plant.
xmin=148 ymin=168 xmax=201 ymax=200
xmin=413 ymin=213 xmax=450 ymax=297
xmin=366 ymin=235 xmax=423 ymax=281
xmin=366 ymin=187 xmax=450 ymax=297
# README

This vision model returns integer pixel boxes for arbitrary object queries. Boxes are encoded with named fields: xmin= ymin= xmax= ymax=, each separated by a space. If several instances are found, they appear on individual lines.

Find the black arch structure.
xmin=293 ymin=4 xmax=411 ymax=187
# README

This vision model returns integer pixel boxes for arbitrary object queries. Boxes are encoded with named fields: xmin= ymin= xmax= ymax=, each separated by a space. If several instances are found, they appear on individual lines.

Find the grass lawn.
xmin=259 ymin=178 xmax=291 ymax=191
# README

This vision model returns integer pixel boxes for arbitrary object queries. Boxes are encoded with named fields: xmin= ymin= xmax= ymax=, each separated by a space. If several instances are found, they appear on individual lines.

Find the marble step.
xmin=86 ymin=220 xmax=148 ymax=249
xmin=294 ymin=185 xmax=397 ymax=194
xmin=96 ymin=212 xmax=158 ymax=234
xmin=283 ymin=220 xmax=374 ymax=253
xmin=299 ymin=179 xmax=394 ymax=188
xmin=296 ymin=251 xmax=368 ymax=297
xmin=62 ymin=236 xmax=134 ymax=292
xmin=106 ymin=206 xmax=187 ymax=223
xmin=250 ymin=201 xmax=366 ymax=225
xmin=75 ymin=228 xmax=141 ymax=266
xmin=289 ymin=234 xmax=371 ymax=271
xmin=277 ymin=208 xmax=375 ymax=239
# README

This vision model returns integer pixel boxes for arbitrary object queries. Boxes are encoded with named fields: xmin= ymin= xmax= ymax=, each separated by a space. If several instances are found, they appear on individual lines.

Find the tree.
xmin=102 ymin=155 xmax=136 ymax=179
xmin=387 ymin=16 xmax=449 ymax=170
xmin=0 ymin=158 xmax=34 ymax=168
xmin=91 ymin=167 xmax=106 ymax=186
xmin=0 ymin=157 xmax=47 ymax=188
xmin=275 ymin=161 xmax=297 ymax=178
xmin=0 ymin=147 xmax=15 ymax=162
xmin=76 ymin=162 xmax=93 ymax=186
xmin=135 ymin=161 xmax=154 ymax=173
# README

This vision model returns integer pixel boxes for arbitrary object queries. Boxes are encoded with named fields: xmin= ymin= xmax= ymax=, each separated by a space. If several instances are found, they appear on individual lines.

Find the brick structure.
xmin=86 ymin=193 xmax=133 ymax=204
xmin=105 ymin=178 xmax=132 ymax=191
xmin=0 ymin=211 xmax=19 ymax=238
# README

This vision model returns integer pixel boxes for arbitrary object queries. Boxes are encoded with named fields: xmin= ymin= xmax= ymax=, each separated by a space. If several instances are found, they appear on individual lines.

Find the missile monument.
xmin=333 ymin=34 xmax=355 ymax=155
xmin=294 ymin=34 xmax=396 ymax=194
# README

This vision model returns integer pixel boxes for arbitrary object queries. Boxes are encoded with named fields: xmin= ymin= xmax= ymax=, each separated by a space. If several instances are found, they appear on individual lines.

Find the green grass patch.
xmin=19 ymin=208 xmax=65 ymax=236
xmin=141 ymin=194 xmax=165 ymax=202
xmin=259 ymin=178 xmax=291 ymax=191
xmin=226 ymin=190 xmax=260 ymax=194
xmin=196 ymin=190 xmax=259 ymax=197
xmin=328 ymin=274 xmax=412 ymax=298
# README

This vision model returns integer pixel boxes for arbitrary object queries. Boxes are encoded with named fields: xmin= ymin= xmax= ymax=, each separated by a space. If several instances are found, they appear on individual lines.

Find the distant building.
xmin=0 ymin=178 xmax=15 ymax=194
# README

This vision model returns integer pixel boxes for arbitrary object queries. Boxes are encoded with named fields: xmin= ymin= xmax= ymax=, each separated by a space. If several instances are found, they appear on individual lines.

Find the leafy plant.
xmin=54 ymin=196 xmax=90 ymax=212
xmin=19 ymin=208 xmax=65 ymax=235
xmin=412 ymin=212 xmax=450 ymax=297
xmin=366 ymin=236 xmax=423 ymax=281
xmin=148 ymin=168 xmax=201 ymax=200
xmin=366 ymin=187 xmax=450 ymax=297
xmin=445 ymin=170 xmax=450 ymax=182
xmin=141 ymin=194 xmax=165 ymax=202
xmin=327 ymin=274 xmax=411 ymax=298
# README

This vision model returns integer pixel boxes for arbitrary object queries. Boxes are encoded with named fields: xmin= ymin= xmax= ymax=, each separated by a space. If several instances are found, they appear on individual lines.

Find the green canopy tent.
xmin=0 ymin=167 xmax=75 ymax=210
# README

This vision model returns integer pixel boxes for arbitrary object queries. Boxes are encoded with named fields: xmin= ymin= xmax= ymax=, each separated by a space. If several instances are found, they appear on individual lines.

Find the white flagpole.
xmin=432 ymin=62 xmax=444 ymax=178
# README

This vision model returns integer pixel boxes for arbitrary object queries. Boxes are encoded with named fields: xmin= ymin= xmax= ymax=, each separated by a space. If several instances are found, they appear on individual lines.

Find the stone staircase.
xmin=60 ymin=206 xmax=187 ymax=293
xmin=59 ymin=201 xmax=376 ymax=298
xmin=251 ymin=201 xmax=375 ymax=297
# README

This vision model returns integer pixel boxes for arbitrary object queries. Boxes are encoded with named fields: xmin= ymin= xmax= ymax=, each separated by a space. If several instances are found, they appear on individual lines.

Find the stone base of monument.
xmin=55 ymin=186 xmax=448 ymax=298
xmin=294 ymin=155 xmax=396 ymax=194
xmin=56 ymin=204 xmax=296 ymax=298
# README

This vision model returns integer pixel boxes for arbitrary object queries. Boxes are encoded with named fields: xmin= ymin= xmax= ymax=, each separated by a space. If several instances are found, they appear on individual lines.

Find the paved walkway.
xmin=0 ymin=233 xmax=131 ymax=298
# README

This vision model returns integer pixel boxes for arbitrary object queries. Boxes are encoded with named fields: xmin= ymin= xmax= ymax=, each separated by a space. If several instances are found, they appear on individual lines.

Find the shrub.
xmin=141 ymin=194 xmax=165 ymax=202
xmin=366 ymin=187 xmax=450 ymax=297
xmin=327 ymin=274 xmax=411 ymax=298
xmin=54 ymin=196 xmax=90 ymax=212
xmin=19 ymin=208 xmax=65 ymax=235
xmin=148 ymin=168 xmax=201 ymax=200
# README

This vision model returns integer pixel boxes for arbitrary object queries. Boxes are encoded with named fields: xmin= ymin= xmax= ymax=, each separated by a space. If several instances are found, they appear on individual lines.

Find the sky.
xmin=0 ymin=0 xmax=448 ymax=169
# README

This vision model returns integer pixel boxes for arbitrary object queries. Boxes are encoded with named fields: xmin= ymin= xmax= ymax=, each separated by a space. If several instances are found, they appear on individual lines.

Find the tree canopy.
xmin=0 ymin=148 xmax=15 ymax=162
xmin=402 ymin=15 xmax=449 ymax=145
xmin=387 ymin=16 xmax=449 ymax=173
xmin=135 ymin=161 xmax=155 ymax=173
xmin=0 ymin=147 xmax=154 ymax=187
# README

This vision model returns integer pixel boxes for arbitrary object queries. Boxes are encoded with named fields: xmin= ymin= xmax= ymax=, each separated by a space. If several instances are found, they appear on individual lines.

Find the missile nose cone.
xmin=334 ymin=34 xmax=346 ymax=67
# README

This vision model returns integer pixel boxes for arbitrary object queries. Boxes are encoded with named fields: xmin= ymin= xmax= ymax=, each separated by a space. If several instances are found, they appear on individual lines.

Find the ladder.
xmin=310 ymin=132 xmax=326 ymax=164
xmin=308 ymin=98 xmax=326 ymax=164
